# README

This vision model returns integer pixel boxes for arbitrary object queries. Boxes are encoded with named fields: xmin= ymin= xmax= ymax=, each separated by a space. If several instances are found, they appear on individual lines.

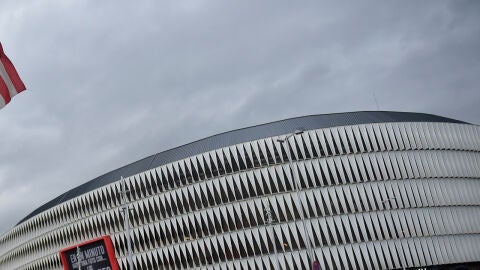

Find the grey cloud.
xmin=0 ymin=0 xmax=479 ymax=233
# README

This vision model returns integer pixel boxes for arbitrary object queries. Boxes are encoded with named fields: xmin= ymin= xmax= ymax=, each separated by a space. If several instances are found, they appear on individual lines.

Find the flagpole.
xmin=277 ymin=130 xmax=315 ymax=268
xmin=121 ymin=177 xmax=134 ymax=270
xmin=264 ymin=199 xmax=280 ymax=270
xmin=76 ymin=246 xmax=82 ymax=270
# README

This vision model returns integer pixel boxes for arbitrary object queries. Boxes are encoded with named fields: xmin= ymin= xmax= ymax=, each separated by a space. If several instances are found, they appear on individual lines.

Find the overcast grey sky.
xmin=0 ymin=1 xmax=479 ymax=233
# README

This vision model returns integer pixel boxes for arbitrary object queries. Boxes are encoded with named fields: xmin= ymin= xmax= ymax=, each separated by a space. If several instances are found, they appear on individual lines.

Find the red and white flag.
xmin=0 ymin=42 xmax=26 ymax=109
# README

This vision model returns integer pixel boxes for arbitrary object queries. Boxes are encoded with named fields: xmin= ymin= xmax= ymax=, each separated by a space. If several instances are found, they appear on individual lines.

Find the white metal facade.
xmin=1 ymin=121 xmax=479 ymax=270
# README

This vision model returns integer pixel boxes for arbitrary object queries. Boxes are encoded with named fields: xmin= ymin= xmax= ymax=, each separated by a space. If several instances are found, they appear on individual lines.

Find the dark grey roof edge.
xmin=17 ymin=111 xmax=468 ymax=225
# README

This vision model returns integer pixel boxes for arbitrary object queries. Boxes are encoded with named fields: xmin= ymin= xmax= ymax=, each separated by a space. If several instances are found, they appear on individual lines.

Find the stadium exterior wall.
xmin=0 ymin=112 xmax=479 ymax=270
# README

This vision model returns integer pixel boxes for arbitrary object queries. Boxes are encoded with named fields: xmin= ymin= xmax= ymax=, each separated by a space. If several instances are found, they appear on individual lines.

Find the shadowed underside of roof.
xmin=18 ymin=111 xmax=467 ymax=225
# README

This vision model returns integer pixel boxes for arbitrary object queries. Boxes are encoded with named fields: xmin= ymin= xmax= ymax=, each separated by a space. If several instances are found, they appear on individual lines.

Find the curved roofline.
xmin=17 ymin=111 xmax=468 ymax=225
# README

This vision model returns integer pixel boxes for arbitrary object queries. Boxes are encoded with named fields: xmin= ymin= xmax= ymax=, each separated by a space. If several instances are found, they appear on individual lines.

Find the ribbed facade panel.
xmin=1 ymin=120 xmax=479 ymax=269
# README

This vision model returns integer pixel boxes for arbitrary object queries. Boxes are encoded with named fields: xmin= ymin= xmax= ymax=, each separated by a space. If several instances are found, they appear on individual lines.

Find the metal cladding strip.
xmin=0 ymin=124 xmax=478 ymax=251
xmin=17 ymin=111 xmax=467 ymax=224
xmin=0 ymin=119 xmax=480 ymax=270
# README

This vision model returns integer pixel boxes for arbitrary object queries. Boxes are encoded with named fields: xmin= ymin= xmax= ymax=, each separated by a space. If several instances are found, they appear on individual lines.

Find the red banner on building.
xmin=59 ymin=236 xmax=120 ymax=270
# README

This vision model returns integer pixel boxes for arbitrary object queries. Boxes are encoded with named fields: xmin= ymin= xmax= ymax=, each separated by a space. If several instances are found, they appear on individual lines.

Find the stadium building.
xmin=0 ymin=111 xmax=479 ymax=270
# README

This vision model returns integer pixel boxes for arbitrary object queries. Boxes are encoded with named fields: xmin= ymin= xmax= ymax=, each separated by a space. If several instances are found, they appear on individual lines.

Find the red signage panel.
xmin=59 ymin=236 xmax=120 ymax=270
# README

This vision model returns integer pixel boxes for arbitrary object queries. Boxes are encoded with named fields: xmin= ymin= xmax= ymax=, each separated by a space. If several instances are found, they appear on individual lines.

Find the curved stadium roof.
xmin=18 ymin=111 xmax=468 ymax=224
